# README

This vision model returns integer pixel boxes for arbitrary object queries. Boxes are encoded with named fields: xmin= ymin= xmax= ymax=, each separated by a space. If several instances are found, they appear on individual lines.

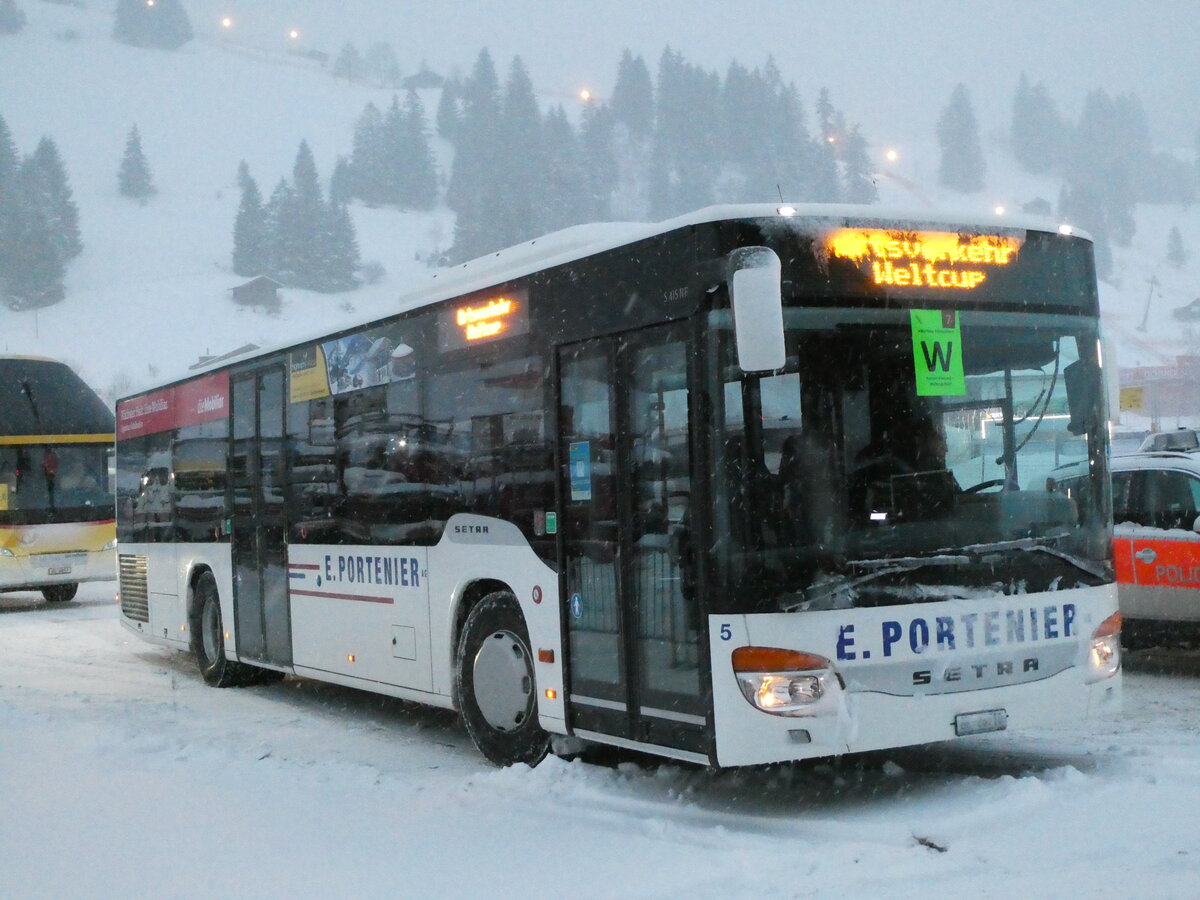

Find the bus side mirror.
xmin=1064 ymin=358 xmax=1100 ymax=436
xmin=728 ymin=246 xmax=785 ymax=373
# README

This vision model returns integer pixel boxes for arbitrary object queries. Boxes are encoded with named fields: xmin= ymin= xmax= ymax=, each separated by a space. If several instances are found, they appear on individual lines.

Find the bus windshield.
xmin=709 ymin=306 xmax=1111 ymax=614
xmin=0 ymin=443 xmax=114 ymax=524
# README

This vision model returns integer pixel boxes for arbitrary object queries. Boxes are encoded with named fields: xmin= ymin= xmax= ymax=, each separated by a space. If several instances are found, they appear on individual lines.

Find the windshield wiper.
xmin=782 ymin=535 xmax=1106 ymax=612
xmin=782 ymin=553 xmax=971 ymax=611
xmin=956 ymin=535 xmax=1108 ymax=581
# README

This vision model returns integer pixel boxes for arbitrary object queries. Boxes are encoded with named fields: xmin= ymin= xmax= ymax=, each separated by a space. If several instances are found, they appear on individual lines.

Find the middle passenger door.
xmin=557 ymin=323 xmax=707 ymax=757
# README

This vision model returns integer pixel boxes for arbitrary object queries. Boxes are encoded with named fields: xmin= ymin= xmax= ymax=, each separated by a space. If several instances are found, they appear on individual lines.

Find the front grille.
xmin=118 ymin=554 xmax=149 ymax=622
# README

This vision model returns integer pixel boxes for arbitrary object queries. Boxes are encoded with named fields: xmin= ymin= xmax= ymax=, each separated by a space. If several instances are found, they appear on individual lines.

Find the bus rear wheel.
xmin=42 ymin=583 xmax=78 ymax=603
xmin=190 ymin=571 xmax=246 ymax=688
xmin=454 ymin=591 xmax=549 ymax=767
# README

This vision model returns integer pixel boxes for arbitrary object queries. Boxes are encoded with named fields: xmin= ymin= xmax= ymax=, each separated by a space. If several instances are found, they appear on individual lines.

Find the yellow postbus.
xmin=1 ymin=356 xmax=116 ymax=602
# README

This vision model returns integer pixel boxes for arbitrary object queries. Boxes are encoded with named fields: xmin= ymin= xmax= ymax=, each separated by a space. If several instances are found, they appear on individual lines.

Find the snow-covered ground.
xmin=2 ymin=582 xmax=1199 ymax=899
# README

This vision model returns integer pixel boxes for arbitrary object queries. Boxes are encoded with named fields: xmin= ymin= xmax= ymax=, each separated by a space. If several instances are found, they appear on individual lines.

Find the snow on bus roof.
xmin=177 ymin=203 xmax=1087 ymax=381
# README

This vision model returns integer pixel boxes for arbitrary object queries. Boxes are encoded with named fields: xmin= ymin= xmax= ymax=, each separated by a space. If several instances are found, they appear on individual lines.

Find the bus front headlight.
xmin=1087 ymin=611 xmax=1122 ymax=682
xmin=733 ymin=647 xmax=832 ymax=716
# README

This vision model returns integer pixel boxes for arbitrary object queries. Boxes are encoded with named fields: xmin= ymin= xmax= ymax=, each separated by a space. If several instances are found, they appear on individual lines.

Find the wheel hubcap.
xmin=472 ymin=630 xmax=534 ymax=731
xmin=201 ymin=596 xmax=220 ymax=661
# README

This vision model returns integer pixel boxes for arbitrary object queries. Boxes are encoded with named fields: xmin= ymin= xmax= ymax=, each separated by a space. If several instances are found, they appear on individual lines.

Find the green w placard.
xmin=910 ymin=309 xmax=965 ymax=396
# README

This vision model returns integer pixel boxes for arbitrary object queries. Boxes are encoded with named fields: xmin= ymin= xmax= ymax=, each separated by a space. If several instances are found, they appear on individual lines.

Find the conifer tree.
xmin=446 ymin=49 xmax=501 ymax=262
xmin=1 ymin=163 xmax=65 ymax=309
xmin=610 ymin=50 xmax=654 ymax=141
xmin=807 ymin=103 xmax=842 ymax=204
xmin=539 ymin=105 xmax=587 ymax=232
xmin=0 ymin=112 xmax=18 ymax=186
xmin=1166 ymin=226 xmax=1187 ymax=269
xmin=1010 ymin=72 xmax=1065 ymax=176
xmin=1066 ymin=89 xmax=1137 ymax=247
xmin=118 ymin=125 xmax=156 ymax=202
xmin=436 ymin=77 xmax=462 ymax=143
xmin=768 ymin=73 xmax=819 ymax=203
xmin=349 ymin=102 xmax=386 ymax=206
xmin=263 ymin=178 xmax=292 ymax=280
xmin=329 ymin=156 xmax=353 ymax=206
xmin=232 ymin=163 xmax=270 ymax=277
xmin=28 ymin=136 xmax=81 ymax=260
xmin=112 ymin=0 xmax=192 ymax=50
xmin=1058 ymin=182 xmax=1112 ymax=279
xmin=649 ymin=48 xmax=719 ymax=218
xmin=333 ymin=43 xmax=364 ymax=81
xmin=841 ymin=125 xmax=878 ymax=204
xmin=579 ymin=101 xmax=617 ymax=221
xmin=936 ymin=83 xmax=986 ymax=193
xmin=494 ymin=56 xmax=543 ymax=246
xmin=285 ymin=140 xmax=326 ymax=288
xmin=0 ymin=0 xmax=26 ymax=35
xmin=398 ymin=89 xmax=438 ymax=210
xmin=317 ymin=200 xmax=360 ymax=292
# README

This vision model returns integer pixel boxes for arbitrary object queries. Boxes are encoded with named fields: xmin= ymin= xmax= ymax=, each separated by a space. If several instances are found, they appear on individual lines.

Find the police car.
xmin=1051 ymin=428 xmax=1200 ymax=642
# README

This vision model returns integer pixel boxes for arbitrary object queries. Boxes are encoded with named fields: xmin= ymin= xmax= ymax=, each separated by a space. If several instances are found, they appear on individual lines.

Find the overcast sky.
xmin=187 ymin=0 xmax=1199 ymax=148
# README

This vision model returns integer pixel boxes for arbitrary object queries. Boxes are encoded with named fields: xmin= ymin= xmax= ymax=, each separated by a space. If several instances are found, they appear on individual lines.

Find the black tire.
xmin=454 ymin=591 xmax=550 ymax=767
xmin=189 ymin=571 xmax=247 ymax=687
xmin=42 ymin=583 xmax=78 ymax=603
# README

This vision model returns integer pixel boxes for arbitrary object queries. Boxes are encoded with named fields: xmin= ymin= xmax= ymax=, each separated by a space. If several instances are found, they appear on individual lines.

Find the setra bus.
xmin=1 ymin=356 xmax=117 ymax=602
xmin=116 ymin=204 xmax=1121 ymax=767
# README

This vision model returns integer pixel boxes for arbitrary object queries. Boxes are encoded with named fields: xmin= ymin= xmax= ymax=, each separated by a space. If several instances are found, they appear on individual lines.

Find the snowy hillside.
xmin=1 ymin=0 xmax=1197 ymax=413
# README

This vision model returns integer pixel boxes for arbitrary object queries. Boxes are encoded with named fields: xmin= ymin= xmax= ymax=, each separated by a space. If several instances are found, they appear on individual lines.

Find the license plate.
xmin=48 ymin=566 xmax=73 ymax=576
xmin=954 ymin=709 xmax=1008 ymax=736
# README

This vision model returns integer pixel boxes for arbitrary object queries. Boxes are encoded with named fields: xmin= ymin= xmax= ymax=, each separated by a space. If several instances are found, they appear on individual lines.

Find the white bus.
xmin=116 ymin=205 xmax=1122 ymax=767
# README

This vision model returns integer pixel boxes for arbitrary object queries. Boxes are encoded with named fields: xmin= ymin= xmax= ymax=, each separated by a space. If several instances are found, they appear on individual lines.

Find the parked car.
xmin=1050 ymin=436 xmax=1200 ymax=644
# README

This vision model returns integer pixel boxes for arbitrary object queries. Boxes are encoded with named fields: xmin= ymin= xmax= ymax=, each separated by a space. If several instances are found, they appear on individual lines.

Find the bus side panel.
xmin=428 ymin=514 xmax=566 ymax=733
xmin=710 ymin=585 xmax=1121 ymax=767
xmin=288 ymin=544 xmax=432 ymax=691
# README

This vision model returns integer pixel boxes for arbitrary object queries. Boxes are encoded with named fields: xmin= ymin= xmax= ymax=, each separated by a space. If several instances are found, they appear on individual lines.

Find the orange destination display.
xmin=438 ymin=286 xmax=530 ymax=351
xmin=825 ymin=228 xmax=1024 ymax=290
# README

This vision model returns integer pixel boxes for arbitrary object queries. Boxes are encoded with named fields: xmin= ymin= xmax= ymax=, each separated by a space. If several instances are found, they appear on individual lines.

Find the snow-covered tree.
xmin=317 ymin=200 xmax=360 ymax=292
xmin=112 ymin=0 xmax=192 ymax=50
xmin=446 ymin=49 xmax=502 ymax=262
xmin=0 ymin=0 xmax=27 ymax=35
xmin=936 ymin=83 xmax=986 ymax=193
xmin=841 ymin=125 xmax=878 ymax=204
xmin=0 ymin=112 xmax=18 ymax=186
xmin=397 ymin=89 xmax=438 ymax=210
xmin=232 ymin=163 xmax=270 ymax=277
xmin=27 ymin=136 xmax=81 ymax=260
xmin=610 ymin=50 xmax=654 ymax=141
xmin=649 ymin=48 xmax=720 ymax=218
xmin=118 ymin=125 xmax=156 ymax=201
xmin=1010 ymin=72 xmax=1066 ymax=176
xmin=332 ymin=43 xmax=364 ymax=81
xmin=1167 ymin=226 xmax=1187 ymax=269
xmin=435 ymin=77 xmax=462 ymax=142
xmin=1 ymin=163 xmax=65 ymax=309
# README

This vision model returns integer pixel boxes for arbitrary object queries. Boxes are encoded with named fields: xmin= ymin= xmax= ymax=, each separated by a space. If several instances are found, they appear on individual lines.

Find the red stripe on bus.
xmin=289 ymin=588 xmax=394 ymax=605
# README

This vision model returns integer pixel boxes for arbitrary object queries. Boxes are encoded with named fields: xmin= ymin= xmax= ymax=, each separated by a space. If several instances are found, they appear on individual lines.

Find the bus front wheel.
xmin=190 ymin=571 xmax=246 ymax=688
xmin=454 ymin=591 xmax=550 ymax=767
xmin=42 ymin=583 xmax=78 ymax=603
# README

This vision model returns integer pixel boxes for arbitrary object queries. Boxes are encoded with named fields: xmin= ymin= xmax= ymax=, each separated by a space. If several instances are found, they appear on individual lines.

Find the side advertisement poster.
xmin=117 ymin=371 xmax=230 ymax=439
xmin=289 ymin=326 xmax=416 ymax=405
